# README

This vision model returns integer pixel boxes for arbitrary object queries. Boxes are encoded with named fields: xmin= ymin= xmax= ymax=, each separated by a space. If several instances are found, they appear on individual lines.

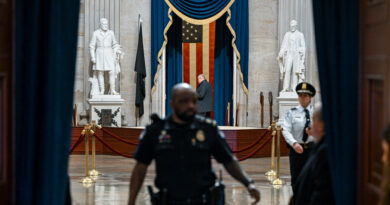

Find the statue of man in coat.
xmin=196 ymin=74 xmax=213 ymax=118
xmin=277 ymin=20 xmax=306 ymax=92
xmin=89 ymin=18 xmax=123 ymax=95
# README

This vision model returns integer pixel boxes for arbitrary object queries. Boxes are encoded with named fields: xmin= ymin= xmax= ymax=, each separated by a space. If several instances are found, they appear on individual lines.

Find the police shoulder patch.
xmin=150 ymin=113 xmax=162 ymax=124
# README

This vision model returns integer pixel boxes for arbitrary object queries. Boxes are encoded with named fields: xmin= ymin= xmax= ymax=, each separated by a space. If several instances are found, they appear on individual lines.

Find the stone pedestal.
xmin=277 ymin=92 xmax=299 ymax=124
xmin=88 ymin=95 xmax=125 ymax=127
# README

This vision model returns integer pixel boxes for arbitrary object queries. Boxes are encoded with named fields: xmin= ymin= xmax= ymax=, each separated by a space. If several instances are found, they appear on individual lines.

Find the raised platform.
xmin=71 ymin=126 xmax=289 ymax=158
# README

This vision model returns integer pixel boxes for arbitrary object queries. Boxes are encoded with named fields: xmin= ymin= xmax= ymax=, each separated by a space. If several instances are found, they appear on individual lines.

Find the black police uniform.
xmin=134 ymin=114 xmax=233 ymax=203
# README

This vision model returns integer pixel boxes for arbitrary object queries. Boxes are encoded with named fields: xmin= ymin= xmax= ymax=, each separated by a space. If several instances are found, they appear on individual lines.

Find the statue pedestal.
xmin=88 ymin=95 xmax=125 ymax=127
xmin=277 ymin=92 xmax=299 ymax=125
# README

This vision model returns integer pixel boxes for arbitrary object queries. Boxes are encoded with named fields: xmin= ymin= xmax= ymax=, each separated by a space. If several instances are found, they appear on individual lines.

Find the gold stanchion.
xmin=227 ymin=102 xmax=230 ymax=125
xmin=89 ymin=120 xmax=101 ymax=179
xmin=80 ymin=124 xmax=95 ymax=187
xmin=265 ymin=121 xmax=276 ymax=177
xmin=272 ymin=124 xmax=285 ymax=187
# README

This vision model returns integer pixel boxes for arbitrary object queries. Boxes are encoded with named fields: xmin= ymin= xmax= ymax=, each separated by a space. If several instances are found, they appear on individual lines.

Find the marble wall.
xmin=74 ymin=0 xmax=318 ymax=127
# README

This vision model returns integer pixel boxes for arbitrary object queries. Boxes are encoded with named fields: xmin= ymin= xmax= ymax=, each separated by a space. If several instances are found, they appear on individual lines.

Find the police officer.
xmin=282 ymin=82 xmax=316 ymax=189
xmin=128 ymin=83 xmax=260 ymax=205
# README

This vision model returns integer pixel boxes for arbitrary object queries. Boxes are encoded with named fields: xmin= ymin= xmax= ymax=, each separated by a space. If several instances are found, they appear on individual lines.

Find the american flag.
xmin=182 ymin=21 xmax=216 ymax=91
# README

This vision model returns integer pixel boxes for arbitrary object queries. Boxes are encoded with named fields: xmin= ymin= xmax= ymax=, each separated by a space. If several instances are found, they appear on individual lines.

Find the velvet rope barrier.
xmin=232 ymin=130 xmax=270 ymax=153
xmin=94 ymin=133 xmax=133 ymax=158
xmin=237 ymin=133 xmax=273 ymax=161
xmin=100 ymin=127 xmax=139 ymax=146
xmin=70 ymin=134 xmax=86 ymax=153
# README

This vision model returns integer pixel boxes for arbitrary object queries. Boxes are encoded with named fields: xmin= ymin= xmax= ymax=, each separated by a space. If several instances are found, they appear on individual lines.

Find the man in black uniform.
xmin=128 ymin=83 xmax=260 ymax=205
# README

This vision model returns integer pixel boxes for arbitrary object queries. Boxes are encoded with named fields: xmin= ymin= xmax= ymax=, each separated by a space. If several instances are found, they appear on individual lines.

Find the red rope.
xmin=100 ymin=127 xmax=139 ymax=145
xmin=232 ymin=130 xmax=270 ymax=153
xmin=94 ymin=133 xmax=133 ymax=158
xmin=237 ymin=133 xmax=273 ymax=161
xmin=91 ymin=129 xmax=272 ymax=161
xmin=70 ymin=134 xmax=85 ymax=153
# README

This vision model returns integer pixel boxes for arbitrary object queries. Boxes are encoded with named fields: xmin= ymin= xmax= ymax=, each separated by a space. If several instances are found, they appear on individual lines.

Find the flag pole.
xmin=135 ymin=107 xmax=139 ymax=127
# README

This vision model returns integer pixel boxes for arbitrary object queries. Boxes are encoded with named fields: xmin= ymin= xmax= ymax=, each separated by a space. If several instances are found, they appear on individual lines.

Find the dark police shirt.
xmin=134 ymin=115 xmax=233 ymax=199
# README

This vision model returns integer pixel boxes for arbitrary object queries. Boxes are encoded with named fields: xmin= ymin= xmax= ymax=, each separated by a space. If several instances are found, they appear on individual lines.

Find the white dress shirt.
xmin=282 ymin=104 xmax=315 ymax=147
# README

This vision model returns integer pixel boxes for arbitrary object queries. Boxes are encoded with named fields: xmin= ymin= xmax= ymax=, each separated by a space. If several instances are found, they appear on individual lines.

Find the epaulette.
xmin=205 ymin=118 xmax=217 ymax=127
xmin=291 ymin=108 xmax=297 ymax=111
xmin=195 ymin=115 xmax=217 ymax=127
xmin=150 ymin=113 xmax=163 ymax=124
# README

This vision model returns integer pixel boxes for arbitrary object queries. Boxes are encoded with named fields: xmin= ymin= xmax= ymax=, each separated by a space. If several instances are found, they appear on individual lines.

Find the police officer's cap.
xmin=295 ymin=82 xmax=316 ymax=97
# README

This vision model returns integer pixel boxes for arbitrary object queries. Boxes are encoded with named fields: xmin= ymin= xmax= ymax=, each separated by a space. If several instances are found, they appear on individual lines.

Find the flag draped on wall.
xmin=151 ymin=0 xmax=248 ymax=125
xmin=182 ymin=21 xmax=215 ymax=91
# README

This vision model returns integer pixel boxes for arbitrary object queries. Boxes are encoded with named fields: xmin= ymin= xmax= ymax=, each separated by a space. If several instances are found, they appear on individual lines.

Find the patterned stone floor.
xmin=69 ymin=155 xmax=292 ymax=205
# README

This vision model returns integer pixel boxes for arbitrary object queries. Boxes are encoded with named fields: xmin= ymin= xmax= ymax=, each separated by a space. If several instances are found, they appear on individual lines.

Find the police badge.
xmin=196 ymin=130 xmax=205 ymax=142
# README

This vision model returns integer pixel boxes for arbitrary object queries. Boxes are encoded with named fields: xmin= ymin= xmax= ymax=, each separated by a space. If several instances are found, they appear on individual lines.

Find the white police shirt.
xmin=282 ymin=104 xmax=315 ymax=147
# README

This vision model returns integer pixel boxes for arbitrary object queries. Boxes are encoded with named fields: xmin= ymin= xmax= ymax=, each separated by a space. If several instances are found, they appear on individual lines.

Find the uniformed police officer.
xmin=128 ymin=83 xmax=260 ymax=205
xmin=282 ymin=82 xmax=316 ymax=189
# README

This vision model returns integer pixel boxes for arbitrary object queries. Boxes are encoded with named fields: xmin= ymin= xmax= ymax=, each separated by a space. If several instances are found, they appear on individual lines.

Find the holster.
xmin=209 ymin=182 xmax=225 ymax=205
xmin=148 ymin=186 xmax=168 ymax=205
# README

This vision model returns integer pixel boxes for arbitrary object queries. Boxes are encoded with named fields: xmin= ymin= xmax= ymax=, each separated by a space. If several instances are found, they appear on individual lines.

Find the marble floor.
xmin=69 ymin=155 xmax=292 ymax=205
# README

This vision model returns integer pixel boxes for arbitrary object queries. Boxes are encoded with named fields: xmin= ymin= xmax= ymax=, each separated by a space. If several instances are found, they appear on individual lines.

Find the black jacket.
xmin=133 ymin=115 xmax=233 ymax=199
xmin=292 ymin=137 xmax=335 ymax=205
xmin=196 ymin=80 xmax=213 ymax=112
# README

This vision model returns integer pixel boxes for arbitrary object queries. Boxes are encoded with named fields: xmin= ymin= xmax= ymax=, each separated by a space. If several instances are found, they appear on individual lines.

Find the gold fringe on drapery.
xmin=151 ymin=8 xmax=173 ymax=97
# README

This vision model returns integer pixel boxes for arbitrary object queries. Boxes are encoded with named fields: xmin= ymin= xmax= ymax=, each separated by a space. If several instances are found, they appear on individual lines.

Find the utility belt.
xmin=288 ymin=141 xmax=315 ymax=150
xmin=148 ymin=183 xmax=225 ymax=205
xmin=300 ymin=141 xmax=315 ymax=149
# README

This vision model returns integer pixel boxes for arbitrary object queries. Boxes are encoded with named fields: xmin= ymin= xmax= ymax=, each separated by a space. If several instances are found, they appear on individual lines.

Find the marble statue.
xmin=89 ymin=18 xmax=123 ymax=96
xmin=277 ymin=20 xmax=306 ymax=92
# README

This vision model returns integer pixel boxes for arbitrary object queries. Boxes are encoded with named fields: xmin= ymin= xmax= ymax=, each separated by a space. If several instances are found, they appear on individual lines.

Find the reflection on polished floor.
xmin=69 ymin=155 xmax=292 ymax=205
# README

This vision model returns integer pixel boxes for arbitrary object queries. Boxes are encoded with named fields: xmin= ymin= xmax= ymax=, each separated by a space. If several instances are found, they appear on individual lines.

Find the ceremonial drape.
xmin=15 ymin=0 xmax=80 ymax=203
xmin=166 ymin=14 xmax=183 ymax=115
xmin=313 ymin=0 xmax=359 ymax=204
xmin=166 ymin=0 xmax=233 ymax=20
xmin=214 ymin=15 xmax=233 ymax=125
xmin=151 ymin=0 xmax=248 ymax=125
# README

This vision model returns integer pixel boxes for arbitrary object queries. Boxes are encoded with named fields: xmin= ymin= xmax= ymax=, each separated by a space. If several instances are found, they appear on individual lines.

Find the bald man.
xmin=196 ymin=74 xmax=213 ymax=118
xmin=128 ymin=83 xmax=260 ymax=205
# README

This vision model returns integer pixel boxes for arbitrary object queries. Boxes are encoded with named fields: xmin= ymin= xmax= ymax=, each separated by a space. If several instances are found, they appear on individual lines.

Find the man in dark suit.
xmin=290 ymin=102 xmax=335 ymax=205
xmin=196 ymin=74 xmax=213 ymax=118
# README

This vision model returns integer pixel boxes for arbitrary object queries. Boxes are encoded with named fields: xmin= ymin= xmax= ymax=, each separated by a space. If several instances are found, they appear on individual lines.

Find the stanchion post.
xmin=272 ymin=124 xmax=285 ymax=187
xmin=89 ymin=120 xmax=101 ymax=178
xmin=227 ymin=102 xmax=230 ymax=126
xmin=265 ymin=121 xmax=276 ymax=177
xmin=80 ymin=124 xmax=95 ymax=186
